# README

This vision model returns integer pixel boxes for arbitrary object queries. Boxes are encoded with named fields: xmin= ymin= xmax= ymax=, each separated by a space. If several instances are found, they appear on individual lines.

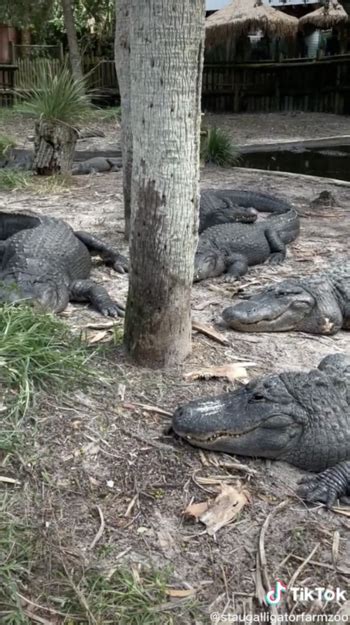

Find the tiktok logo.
xmin=265 ymin=580 xmax=287 ymax=606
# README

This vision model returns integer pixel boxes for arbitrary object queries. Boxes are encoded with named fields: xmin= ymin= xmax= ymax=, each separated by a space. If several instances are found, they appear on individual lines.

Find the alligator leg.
xmin=297 ymin=461 xmax=350 ymax=507
xmin=264 ymin=229 xmax=286 ymax=265
xmin=70 ymin=279 xmax=125 ymax=317
xmin=74 ymin=231 xmax=128 ymax=274
xmin=222 ymin=254 xmax=249 ymax=283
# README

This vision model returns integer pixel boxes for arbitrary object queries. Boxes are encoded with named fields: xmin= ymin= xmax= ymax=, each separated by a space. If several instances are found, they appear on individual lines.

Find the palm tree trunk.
xmin=61 ymin=0 xmax=84 ymax=83
xmin=115 ymin=0 xmax=132 ymax=240
xmin=124 ymin=0 xmax=205 ymax=367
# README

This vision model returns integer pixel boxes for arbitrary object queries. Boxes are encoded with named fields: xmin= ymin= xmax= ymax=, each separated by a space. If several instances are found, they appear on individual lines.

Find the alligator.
xmin=199 ymin=189 xmax=259 ymax=232
xmin=172 ymin=353 xmax=350 ymax=506
xmin=222 ymin=260 xmax=350 ymax=335
xmin=72 ymin=157 xmax=122 ymax=175
xmin=0 ymin=211 xmax=128 ymax=316
xmin=194 ymin=195 xmax=299 ymax=281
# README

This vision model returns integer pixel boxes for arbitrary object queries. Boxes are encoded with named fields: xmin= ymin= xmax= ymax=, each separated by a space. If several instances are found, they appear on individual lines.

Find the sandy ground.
xmin=1 ymin=111 xmax=350 ymax=622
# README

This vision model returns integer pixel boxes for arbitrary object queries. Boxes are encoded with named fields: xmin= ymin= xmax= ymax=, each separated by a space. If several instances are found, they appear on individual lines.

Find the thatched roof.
xmin=205 ymin=0 xmax=299 ymax=46
xmin=299 ymin=0 xmax=348 ymax=31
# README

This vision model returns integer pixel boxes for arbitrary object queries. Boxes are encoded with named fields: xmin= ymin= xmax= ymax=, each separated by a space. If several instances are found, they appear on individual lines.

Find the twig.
xmin=287 ymin=543 xmax=320 ymax=595
xmin=89 ymin=506 xmax=105 ymax=550
xmin=290 ymin=553 xmax=350 ymax=576
xmin=257 ymin=500 xmax=289 ymax=616
xmin=122 ymin=402 xmax=172 ymax=418
xmin=192 ymin=320 xmax=229 ymax=346
xmin=17 ymin=593 xmax=70 ymax=618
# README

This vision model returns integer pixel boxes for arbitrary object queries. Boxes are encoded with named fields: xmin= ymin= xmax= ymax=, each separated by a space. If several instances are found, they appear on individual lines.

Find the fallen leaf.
xmin=184 ymin=362 xmax=256 ymax=384
xmin=183 ymin=500 xmax=210 ymax=519
xmin=184 ymin=483 xmax=250 ymax=536
xmin=165 ymin=587 xmax=196 ymax=598
xmin=87 ymin=330 xmax=109 ymax=344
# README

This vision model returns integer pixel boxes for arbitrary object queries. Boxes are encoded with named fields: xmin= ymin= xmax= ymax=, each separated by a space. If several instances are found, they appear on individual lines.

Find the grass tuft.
xmin=15 ymin=61 xmax=93 ymax=125
xmin=200 ymin=127 xmax=240 ymax=167
xmin=64 ymin=566 xmax=198 ymax=624
xmin=0 ymin=304 xmax=96 ymax=425
xmin=0 ymin=135 xmax=16 ymax=158
xmin=0 ymin=170 xmax=32 ymax=191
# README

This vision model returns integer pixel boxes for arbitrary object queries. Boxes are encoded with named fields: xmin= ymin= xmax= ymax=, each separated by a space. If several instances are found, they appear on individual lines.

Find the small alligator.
xmin=72 ymin=157 xmax=122 ymax=175
xmin=222 ymin=260 xmax=350 ymax=335
xmin=0 ymin=211 xmax=127 ymax=316
xmin=194 ymin=194 xmax=299 ymax=281
xmin=172 ymin=353 xmax=350 ymax=506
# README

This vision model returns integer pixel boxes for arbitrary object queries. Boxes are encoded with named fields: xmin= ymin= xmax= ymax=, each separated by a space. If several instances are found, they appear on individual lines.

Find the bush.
xmin=200 ymin=127 xmax=240 ymax=167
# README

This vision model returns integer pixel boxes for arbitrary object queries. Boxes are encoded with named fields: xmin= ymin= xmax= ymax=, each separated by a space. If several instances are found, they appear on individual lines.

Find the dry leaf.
xmin=0 ymin=476 xmax=21 ymax=485
xmin=184 ymin=500 xmax=210 ymax=519
xmin=87 ymin=330 xmax=109 ymax=344
xmin=184 ymin=484 xmax=250 ymax=536
xmin=165 ymin=587 xmax=196 ymax=598
xmin=184 ymin=362 xmax=256 ymax=384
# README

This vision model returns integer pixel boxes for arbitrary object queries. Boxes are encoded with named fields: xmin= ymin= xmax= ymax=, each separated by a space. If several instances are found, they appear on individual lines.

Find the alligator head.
xmin=193 ymin=248 xmax=226 ymax=282
xmin=0 ymin=261 xmax=69 ymax=312
xmin=172 ymin=358 xmax=350 ymax=472
xmin=222 ymin=278 xmax=343 ymax=335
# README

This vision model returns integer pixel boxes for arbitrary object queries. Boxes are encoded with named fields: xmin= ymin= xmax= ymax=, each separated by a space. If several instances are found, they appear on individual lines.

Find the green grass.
xmin=0 ymin=304 xmax=97 ymax=436
xmin=86 ymin=106 xmax=121 ymax=123
xmin=15 ymin=61 xmax=92 ymax=125
xmin=200 ymin=127 xmax=240 ymax=167
xmin=63 ymin=566 xmax=198 ymax=624
xmin=0 ymin=497 xmax=33 ymax=625
xmin=0 ymin=136 xmax=16 ymax=158
xmin=0 ymin=170 xmax=32 ymax=191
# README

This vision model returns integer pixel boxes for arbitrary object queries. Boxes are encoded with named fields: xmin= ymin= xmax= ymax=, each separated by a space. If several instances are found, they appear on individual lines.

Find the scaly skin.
xmin=0 ymin=212 xmax=128 ymax=316
xmin=223 ymin=261 xmax=350 ymax=335
xmin=194 ymin=204 xmax=299 ymax=282
xmin=172 ymin=354 xmax=350 ymax=507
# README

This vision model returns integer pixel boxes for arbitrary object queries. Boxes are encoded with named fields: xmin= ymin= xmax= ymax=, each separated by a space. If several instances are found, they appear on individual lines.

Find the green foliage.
xmin=0 ymin=304 xmax=95 ymax=421
xmin=200 ymin=127 xmax=241 ymax=167
xmin=0 ymin=0 xmax=54 ymax=31
xmin=0 ymin=498 xmax=32 ymax=625
xmin=65 ymin=566 xmax=198 ymax=624
xmin=0 ymin=136 xmax=16 ymax=158
xmin=0 ymin=170 xmax=31 ymax=191
xmin=16 ymin=62 xmax=92 ymax=125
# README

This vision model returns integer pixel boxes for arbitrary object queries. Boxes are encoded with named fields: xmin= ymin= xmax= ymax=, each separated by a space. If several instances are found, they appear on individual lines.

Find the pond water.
xmin=240 ymin=144 xmax=350 ymax=182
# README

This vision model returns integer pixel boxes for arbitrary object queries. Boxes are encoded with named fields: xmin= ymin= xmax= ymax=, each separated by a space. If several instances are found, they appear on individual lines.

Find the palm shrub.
xmin=17 ymin=61 xmax=92 ymax=175
xmin=200 ymin=126 xmax=240 ymax=167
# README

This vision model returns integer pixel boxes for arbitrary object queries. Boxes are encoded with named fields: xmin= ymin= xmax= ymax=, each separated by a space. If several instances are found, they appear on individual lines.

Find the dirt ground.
xmin=1 ymin=112 xmax=350 ymax=623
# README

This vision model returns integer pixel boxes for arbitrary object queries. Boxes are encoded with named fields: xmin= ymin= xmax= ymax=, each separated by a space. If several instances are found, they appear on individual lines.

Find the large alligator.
xmin=222 ymin=260 xmax=350 ymax=335
xmin=194 ymin=194 xmax=299 ymax=281
xmin=0 ymin=211 xmax=127 ymax=316
xmin=172 ymin=353 xmax=350 ymax=506
xmin=199 ymin=189 xmax=260 ymax=232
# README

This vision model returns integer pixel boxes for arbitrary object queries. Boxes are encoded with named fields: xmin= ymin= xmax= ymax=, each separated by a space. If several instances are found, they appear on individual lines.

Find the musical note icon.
xmin=265 ymin=580 xmax=287 ymax=605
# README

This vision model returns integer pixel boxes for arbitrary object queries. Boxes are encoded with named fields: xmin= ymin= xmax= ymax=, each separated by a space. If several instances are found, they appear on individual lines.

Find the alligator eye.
xmin=253 ymin=393 xmax=265 ymax=401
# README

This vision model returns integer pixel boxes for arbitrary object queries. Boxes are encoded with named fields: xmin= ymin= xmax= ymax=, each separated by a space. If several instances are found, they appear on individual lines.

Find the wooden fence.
xmin=3 ymin=54 xmax=350 ymax=114
xmin=202 ymin=54 xmax=350 ymax=115
xmin=0 ymin=64 xmax=17 ymax=106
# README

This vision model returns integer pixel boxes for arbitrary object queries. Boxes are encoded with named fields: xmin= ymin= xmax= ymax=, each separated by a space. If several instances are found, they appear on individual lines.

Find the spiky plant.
xmin=200 ymin=127 xmax=240 ymax=167
xmin=0 ymin=135 xmax=15 ymax=158
xmin=17 ymin=61 xmax=92 ymax=124
xmin=16 ymin=62 xmax=92 ymax=175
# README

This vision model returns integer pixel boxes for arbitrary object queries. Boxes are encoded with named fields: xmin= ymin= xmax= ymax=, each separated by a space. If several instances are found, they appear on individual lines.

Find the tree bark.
xmin=124 ymin=0 xmax=205 ymax=367
xmin=61 ymin=0 xmax=84 ymax=83
xmin=33 ymin=120 xmax=78 ymax=175
xmin=114 ymin=0 xmax=132 ymax=240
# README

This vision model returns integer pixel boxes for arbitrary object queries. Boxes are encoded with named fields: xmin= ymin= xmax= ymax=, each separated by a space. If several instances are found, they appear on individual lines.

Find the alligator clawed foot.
xmin=112 ymin=254 xmax=129 ymax=274
xmin=100 ymin=301 xmax=125 ymax=317
xmin=267 ymin=253 xmax=285 ymax=266
xmin=297 ymin=469 xmax=345 ymax=508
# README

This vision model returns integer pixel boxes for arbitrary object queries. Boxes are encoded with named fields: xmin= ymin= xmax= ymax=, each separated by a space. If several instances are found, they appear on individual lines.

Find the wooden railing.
xmin=0 ymin=64 xmax=18 ymax=106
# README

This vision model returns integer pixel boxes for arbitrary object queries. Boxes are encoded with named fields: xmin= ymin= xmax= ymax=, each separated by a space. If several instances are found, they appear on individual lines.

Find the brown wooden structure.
xmin=202 ymin=54 xmax=350 ymax=114
xmin=0 ymin=64 xmax=17 ymax=106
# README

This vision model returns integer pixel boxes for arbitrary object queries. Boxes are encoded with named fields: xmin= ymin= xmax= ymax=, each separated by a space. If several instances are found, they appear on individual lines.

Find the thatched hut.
xmin=205 ymin=0 xmax=299 ymax=48
xmin=299 ymin=0 xmax=348 ymax=31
